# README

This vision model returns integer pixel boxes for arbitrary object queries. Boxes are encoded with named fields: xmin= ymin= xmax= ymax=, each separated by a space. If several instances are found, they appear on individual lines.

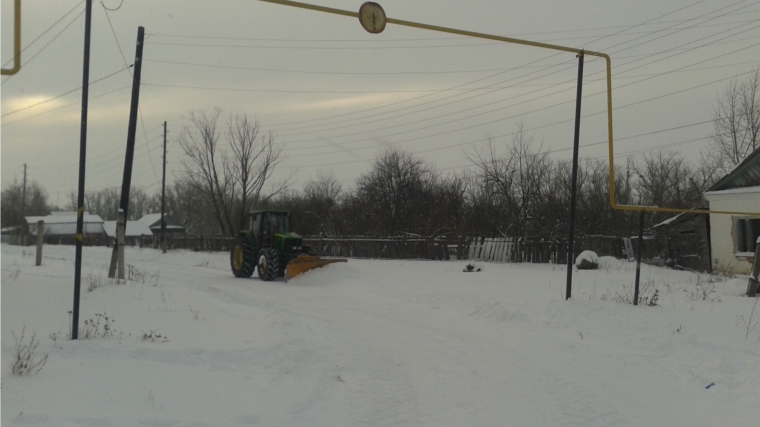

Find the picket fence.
xmin=466 ymin=237 xmax=570 ymax=264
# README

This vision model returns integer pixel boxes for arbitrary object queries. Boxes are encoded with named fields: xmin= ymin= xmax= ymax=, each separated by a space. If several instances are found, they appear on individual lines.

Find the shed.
xmin=653 ymin=212 xmax=711 ymax=272
xmin=136 ymin=213 xmax=186 ymax=236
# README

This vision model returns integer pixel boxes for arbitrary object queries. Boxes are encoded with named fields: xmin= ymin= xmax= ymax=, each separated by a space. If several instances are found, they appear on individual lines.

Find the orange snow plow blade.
xmin=285 ymin=255 xmax=347 ymax=280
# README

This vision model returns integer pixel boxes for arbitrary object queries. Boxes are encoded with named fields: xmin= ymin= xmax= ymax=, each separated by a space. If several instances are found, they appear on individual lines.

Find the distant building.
xmin=103 ymin=220 xmax=154 ymax=246
xmin=136 ymin=213 xmax=186 ymax=236
xmin=25 ymin=212 xmax=105 ymax=237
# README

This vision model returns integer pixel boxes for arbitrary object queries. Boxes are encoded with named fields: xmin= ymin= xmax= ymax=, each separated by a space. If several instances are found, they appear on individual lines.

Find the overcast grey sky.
xmin=2 ymin=0 xmax=760 ymax=205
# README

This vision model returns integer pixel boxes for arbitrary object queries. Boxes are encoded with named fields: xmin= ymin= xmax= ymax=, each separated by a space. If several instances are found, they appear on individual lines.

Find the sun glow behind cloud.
xmin=284 ymin=91 xmax=420 ymax=113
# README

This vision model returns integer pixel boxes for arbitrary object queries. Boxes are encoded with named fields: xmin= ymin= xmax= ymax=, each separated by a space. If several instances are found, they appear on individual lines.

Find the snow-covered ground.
xmin=2 ymin=243 xmax=759 ymax=426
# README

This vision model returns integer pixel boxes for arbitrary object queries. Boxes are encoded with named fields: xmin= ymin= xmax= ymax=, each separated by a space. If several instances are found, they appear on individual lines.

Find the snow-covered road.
xmin=2 ymin=244 xmax=759 ymax=426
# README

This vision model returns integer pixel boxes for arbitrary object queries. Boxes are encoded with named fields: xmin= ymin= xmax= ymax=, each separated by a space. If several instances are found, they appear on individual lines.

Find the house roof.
xmin=653 ymin=212 xmax=686 ymax=228
xmin=103 ymin=220 xmax=154 ymax=238
xmin=652 ymin=211 xmax=708 ymax=229
xmin=706 ymin=146 xmax=760 ymax=192
xmin=25 ymin=212 xmax=103 ymax=224
xmin=704 ymin=185 xmax=760 ymax=197
xmin=137 ymin=213 xmax=186 ymax=230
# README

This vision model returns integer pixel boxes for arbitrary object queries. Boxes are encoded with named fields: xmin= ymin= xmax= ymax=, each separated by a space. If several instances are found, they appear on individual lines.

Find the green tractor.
xmin=230 ymin=210 xmax=346 ymax=281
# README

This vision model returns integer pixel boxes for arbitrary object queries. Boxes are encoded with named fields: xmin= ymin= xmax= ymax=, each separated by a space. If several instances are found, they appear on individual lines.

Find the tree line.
xmin=3 ymin=69 xmax=758 ymax=241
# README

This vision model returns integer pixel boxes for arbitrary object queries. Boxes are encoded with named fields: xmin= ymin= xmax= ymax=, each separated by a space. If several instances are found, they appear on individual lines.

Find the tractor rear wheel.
xmin=230 ymin=236 xmax=255 ymax=278
xmin=257 ymin=247 xmax=279 ymax=281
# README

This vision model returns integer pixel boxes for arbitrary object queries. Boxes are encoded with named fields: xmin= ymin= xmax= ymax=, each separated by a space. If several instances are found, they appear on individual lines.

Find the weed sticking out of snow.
xmin=11 ymin=327 xmax=48 ymax=376
xmin=600 ymin=278 xmax=659 ymax=306
xmin=686 ymin=276 xmax=721 ymax=302
xmin=737 ymin=296 xmax=760 ymax=340
xmin=67 ymin=311 xmax=120 ymax=340
xmin=188 ymin=305 xmax=204 ymax=320
xmin=86 ymin=270 xmax=118 ymax=292
xmin=127 ymin=264 xmax=161 ymax=287
xmin=141 ymin=331 xmax=169 ymax=343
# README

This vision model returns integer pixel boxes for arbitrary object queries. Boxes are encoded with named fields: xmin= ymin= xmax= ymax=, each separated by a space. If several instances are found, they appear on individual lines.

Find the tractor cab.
xmin=251 ymin=210 xmax=291 ymax=246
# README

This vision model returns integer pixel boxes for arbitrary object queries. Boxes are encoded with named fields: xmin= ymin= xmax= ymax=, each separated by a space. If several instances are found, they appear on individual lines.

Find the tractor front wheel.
xmin=230 ymin=236 xmax=255 ymax=278
xmin=257 ymin=247 xmax=279 ymax=281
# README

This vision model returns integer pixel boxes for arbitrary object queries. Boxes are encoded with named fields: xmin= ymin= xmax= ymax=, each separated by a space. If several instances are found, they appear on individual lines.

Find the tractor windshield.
xmin=269 ymin=213 xmax=290 ymax=233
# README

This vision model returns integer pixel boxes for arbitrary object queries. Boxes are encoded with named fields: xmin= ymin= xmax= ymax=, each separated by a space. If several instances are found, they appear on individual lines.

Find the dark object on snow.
xmin=463 ymin=264 xmax=481 ymax=273
xmin=575 ymin=250 xmax=599 ymax=270
xmin=705 ymin=382 xmax=715 ymax=389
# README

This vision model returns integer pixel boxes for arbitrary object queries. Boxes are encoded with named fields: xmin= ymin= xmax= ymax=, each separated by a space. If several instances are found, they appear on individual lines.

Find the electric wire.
xmin=1 ymin=0 xmax=85 ymax=68
xmin=1 ymin=8 xmax=86 ymax=85
xmin=1 ymin=65 xmax=133 ymax=118
xmin=100 ymin=1 xmax=160 ymax=181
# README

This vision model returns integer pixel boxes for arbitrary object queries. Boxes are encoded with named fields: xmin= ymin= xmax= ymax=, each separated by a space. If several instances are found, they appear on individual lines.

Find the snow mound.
xmin=575 ymin=250 xmax=599 ymax=270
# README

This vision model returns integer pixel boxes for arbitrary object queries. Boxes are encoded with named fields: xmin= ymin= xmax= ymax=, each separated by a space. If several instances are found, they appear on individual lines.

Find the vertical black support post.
xmin=565 ymin=50 xmax=584 ymax=300
xmin=72 ymin=0 xmax=93 ymax=340
xmin=22 ymin=163 xmax=26 ymax=219
xmin=634 ymin=209 xmax=644 ymax=305
xmin=160 ymin=121 xmax=167 ymax=252
xmin=118 ymin=26 xmax=145 ymax=222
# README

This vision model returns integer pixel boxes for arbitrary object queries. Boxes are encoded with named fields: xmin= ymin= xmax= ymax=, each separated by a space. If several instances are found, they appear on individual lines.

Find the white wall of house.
xmin=705 ymin=186 xmax=760 ymax=275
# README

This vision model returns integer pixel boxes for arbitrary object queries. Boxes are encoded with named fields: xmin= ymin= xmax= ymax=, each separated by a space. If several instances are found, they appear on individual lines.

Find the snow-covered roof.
xmin=704 ymin=185 xmax=760 ymax=197
xmin=25 ymin=212 xmax=103 ymax=224
xmin=137 ymin=213 xmax=185 ymax=230
xmin=138 ymin=213 xmax=164 ymax=227
xmin=652 ymin=212 xmax=685 ymax=228
xmin=706 ymin=146 xmax=760 ymax=192
xmin=103 ymin=220 xmax=154 ymax=238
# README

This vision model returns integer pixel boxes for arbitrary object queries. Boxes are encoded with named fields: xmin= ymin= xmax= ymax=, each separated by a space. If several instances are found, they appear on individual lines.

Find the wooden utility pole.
xmin=22 ymin=163 xmax=26 ymax=219
xmin=35 ymin=220 xmax=43 ymax=266
xmin=72 ymin=0 xmax=93 ymax=340
xmin=160 ymin=121 xmax=167 ymax=253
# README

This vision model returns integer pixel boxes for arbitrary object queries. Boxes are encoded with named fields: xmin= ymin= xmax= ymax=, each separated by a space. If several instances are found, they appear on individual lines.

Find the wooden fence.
xmin=466 ymin=235 xmax=630 ymax=264
xmin=304 ymin=238 xmax=450 ymax=260
xmin=467 ymin=237 xmax=571 ymax=264
xmin=137 ymin=235 xmax=236 ymax=252
xmin=4 ymin=231 xmax=647 ymax=266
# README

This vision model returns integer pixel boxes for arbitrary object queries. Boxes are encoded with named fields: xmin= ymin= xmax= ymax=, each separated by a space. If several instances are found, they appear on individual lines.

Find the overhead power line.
xmin=1 ymin=0 xmax=85 ymax=68
xmin=1 ymin=65 xmax=133 ymax=118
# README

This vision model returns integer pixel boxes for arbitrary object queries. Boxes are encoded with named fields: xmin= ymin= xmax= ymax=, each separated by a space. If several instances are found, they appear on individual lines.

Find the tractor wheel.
xmin=257 ymin=247 xmax=279 ymax=281
xmin=230 ymin=236 xmax=255 ymax=278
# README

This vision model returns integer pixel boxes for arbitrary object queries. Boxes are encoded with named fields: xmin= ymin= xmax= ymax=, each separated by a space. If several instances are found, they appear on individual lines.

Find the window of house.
xmin=735 ymin=217 xmax=760 ymax=254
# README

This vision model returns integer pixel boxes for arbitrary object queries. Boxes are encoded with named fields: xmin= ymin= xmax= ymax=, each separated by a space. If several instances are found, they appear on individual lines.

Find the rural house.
xmin=703 ymin=147 xmax=760 ymax=274
xmin=103 ymin=219 xmax=154 ymax=246
xmin=24 ymin=212 xmax=105 ymax=244
xmin=136 ymin=213 xmax=187 ymax=237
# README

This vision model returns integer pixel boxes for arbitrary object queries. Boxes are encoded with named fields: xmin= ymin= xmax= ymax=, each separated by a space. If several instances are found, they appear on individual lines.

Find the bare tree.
xmin=356 ymin=148 xmax=438 ymax=236
xmin=179 ymin=110 xmax=287 ymax=236
xmin=179 ymin=109 xmax=232 ymax=235
xmin=468 ymin=123 xmax=552 ymax=255
xmin=227 ymin=114 xmax=287 ymax=232
xmin=710 ymin=68 xmax=760 ymax=170
xmin=303 ymin=170 xmax=343 ymax=236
